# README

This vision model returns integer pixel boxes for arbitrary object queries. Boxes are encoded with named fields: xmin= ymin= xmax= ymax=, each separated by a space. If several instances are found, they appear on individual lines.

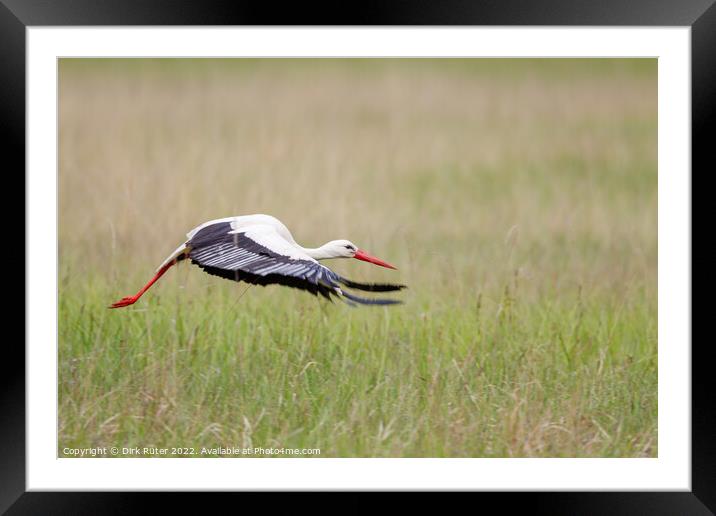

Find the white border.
xmin=27 ymin=27 xmax=690 ymax=490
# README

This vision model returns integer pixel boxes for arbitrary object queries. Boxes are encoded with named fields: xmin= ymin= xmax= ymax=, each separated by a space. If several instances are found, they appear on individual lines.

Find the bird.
xmin=110 ymin=214 xmax=406 ymax=308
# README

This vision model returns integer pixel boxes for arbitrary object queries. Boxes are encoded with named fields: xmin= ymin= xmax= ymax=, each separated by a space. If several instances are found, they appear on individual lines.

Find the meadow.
xmin=58 ymin=59 xmax=657 ymax=457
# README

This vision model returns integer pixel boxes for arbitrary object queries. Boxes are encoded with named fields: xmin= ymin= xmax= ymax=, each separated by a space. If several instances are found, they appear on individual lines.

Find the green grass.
xmin=60 ymin=279 xmax=656 ymax=457
xmin=58 ymin=58 xmax=657 ymax=457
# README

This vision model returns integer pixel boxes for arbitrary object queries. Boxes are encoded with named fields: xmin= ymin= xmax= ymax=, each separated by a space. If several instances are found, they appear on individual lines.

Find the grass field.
xmin=58 ymin=58 xmax=657 ymax=457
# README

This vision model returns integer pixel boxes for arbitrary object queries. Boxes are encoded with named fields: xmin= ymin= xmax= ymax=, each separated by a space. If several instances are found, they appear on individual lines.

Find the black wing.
xmin=187 ymin=222 xmax=405 ymax=305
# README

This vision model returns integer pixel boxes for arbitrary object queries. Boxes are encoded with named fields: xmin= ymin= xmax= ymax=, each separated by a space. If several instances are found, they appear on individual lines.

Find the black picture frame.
xmin=4 ymin=0 xmax=707 ymax=512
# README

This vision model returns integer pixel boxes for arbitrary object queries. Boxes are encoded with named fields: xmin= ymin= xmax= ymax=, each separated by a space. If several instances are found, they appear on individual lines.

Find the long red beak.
xmin=354 ymin=249 xmax=397 ymax=270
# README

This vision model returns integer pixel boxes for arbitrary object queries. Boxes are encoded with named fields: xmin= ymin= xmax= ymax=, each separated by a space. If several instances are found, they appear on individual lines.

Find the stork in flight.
xmin=110 ymin=214 xmax=405 ymax=308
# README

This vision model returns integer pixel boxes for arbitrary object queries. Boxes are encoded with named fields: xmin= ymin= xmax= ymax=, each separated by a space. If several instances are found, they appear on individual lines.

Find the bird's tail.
xmin=156 ymin=243 xmax=189 ymax=272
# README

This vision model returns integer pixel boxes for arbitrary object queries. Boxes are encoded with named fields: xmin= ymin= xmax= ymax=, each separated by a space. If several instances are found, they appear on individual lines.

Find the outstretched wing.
xmin=187 ymin=222 xmax=404 ymax=305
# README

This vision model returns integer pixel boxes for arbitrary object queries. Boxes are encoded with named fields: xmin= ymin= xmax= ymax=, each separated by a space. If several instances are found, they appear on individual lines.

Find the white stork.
xmin=110 ymin=214 xmax=405 ymax=308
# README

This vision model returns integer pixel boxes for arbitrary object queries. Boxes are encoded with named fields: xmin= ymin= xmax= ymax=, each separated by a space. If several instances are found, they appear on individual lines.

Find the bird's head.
xmin=323 ymin=240 xmax=397 ymax=269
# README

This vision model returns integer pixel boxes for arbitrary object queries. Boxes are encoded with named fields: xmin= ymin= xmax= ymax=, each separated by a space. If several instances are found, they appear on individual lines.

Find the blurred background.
xmin=59 ymin=59 xmax=656 ymax=300
xmin=59 ymin=59 xmax=657 ymax=457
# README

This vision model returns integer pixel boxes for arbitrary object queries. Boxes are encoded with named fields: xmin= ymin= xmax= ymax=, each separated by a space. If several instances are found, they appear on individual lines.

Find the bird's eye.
xmin=345 ymin=245 xmax=354 ymax=250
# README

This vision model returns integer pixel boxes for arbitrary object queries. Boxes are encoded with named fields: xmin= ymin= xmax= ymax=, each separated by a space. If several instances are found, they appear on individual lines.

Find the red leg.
xmin=109 ymin=261 xmax=176 ymax=309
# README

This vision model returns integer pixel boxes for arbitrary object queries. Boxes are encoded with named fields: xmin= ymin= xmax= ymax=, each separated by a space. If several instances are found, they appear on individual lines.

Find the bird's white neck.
xmin=301 ymin=244 xmax=340 ymax=260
